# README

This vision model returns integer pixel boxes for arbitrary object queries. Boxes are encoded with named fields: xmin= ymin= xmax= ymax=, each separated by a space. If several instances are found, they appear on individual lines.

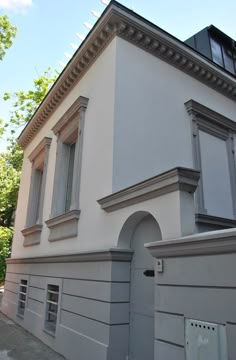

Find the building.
xmin=2 ymin=1 xmax=236 ymax=359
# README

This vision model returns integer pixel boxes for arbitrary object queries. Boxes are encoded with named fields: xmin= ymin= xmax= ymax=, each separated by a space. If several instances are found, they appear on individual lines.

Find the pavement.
xmin=0 ymin=290 xmax=65 ymax=360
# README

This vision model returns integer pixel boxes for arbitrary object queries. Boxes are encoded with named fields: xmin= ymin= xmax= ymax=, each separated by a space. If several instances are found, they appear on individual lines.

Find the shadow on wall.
xmin=117 ymin=210 xmax=162 ymax=248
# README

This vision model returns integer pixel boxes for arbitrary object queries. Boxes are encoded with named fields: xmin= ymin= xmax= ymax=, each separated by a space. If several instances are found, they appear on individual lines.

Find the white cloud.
xmin=0 ymin=0 xmax=32 ymax=13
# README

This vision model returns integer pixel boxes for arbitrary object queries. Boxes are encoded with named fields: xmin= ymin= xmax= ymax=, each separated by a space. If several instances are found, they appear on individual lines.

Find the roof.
xmin=18 ymin=0 xmax=236 ymax=149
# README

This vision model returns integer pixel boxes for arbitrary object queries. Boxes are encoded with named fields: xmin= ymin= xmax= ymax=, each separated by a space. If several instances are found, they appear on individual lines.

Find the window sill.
xmin=196 ymin=213 xmax=236 ymax=228
xmin=45 ymin=209 xmax=80 ymax=242
xmin=22 ymin=224 xmax=42 ymax=247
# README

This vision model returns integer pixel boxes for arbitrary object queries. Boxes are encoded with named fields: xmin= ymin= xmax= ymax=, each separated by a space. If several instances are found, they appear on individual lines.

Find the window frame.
xmin=43 ymin=278 xmax=62 ymax=337
xmin=17 ymin=278 xmax=29 ymax=318
xmin=185 ymin=100 xmax=236 ymax=223
xmin=22 ymin=137 xmax=52 ymax=246
xmin=46 ymin=96 xmax=89 ymax=242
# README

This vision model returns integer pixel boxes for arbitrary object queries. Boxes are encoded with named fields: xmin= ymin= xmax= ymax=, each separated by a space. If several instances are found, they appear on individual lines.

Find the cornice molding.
xmin=18 ymin=1 xmax=236 ymax=149
xmin=21 ymin=224 xmax=42 ymax=236
xmin=6 ymin=248 xmax=134 ymax=264
xmin=146 ymin=228 xmax=236 ymax=258
xmin=97 ymin=167 xmax=200 ymax=212
xmin=52 ymin=96 xmax=89 ymax=136
xmin=22 ymin=224 xmax=42 ymax=247
xmin=28 ymin=137 xmax=52 ymax=162
xmin=46 ymin=210 xmax=81 ymax=242
xmin=196 ymin=213 xmax=236 ymax=228
xmin=185 ymin=99 xmax=236 ymax=132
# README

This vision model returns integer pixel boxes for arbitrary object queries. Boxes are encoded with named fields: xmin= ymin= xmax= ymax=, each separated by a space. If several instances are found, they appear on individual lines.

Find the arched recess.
xmin=118 ymin=211 xmax=162 ymax=360
xmin=118 ymin=210 xmax=161 ymax=248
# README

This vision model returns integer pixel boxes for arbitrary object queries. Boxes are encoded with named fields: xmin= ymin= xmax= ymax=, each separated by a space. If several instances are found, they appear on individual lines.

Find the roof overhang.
xmin=18 ymin=0 xmax=236 ymax=149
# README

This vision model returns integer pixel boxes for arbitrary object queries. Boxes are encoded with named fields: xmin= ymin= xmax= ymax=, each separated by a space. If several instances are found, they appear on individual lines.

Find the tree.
xmin=3 ymin=67 xmax=58 ymax=134
xmin=0 ymin=68 xmax=58 ymax=281
xmin=0 ymin=151 xmax=20 ymax=227
xmin=0 ymin=14 xmax=17 ymax=61
xmin=0 ymin=227 xmax=12 ymax=284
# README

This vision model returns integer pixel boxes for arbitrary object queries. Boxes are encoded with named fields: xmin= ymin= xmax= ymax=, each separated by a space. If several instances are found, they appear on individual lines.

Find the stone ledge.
xmin=6 ymin=248 xmax=134 ymax=264
xmin=146 ymin=228 xmax=236 ymax=258
xmin=46 ymin=210 xmax=80 ymax=242
xmin=22 ymin=224 xmax=42 ymax=247
xmin=97 ymin=167 xmax=200 ymax=212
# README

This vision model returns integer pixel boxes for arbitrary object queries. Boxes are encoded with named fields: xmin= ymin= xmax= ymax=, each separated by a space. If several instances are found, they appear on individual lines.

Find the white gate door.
xmin=129 ymin=215 xmax=160 ymax=360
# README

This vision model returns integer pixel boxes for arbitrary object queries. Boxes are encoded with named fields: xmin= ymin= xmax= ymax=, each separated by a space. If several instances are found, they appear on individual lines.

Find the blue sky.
xmin=1 ymin=0 xmax=236 ymax=150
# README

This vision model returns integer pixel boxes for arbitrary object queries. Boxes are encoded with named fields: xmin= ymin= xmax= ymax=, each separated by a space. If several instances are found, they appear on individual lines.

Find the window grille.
xmin=18 ymin=279 xmax=28 ymax=316
xmin=45 ymin=284 xmax=59 ymax=334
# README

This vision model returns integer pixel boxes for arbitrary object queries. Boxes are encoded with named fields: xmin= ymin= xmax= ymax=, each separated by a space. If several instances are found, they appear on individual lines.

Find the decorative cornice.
xmin=46 ymin=209 xmax=81 ymax=242
xmin=146 ymin=228 xmax=236 ymax=258
xmin=97 ymin=167 xmax=200 ymax=212
xmin=6 ymin=248 xmax=134 ymax=264
xmin=21 ymin=224 xmax=42 ymax=236
xmin=52 ymin=96 xmax=89 ymax=136
xmin=22 ymin=224 xmax=42 ymax=247
xmin=28 ymin=137 xmax=52 ymax=162
xmin=18 ymin=1 xmax=236 ymax=149
xmin=185 ymin=99 xmax=236 ymax=132
xmin=196 ymin=213 xmax=236 ymax=228
xmin=46 ymin=209 xmax=81 ymax=228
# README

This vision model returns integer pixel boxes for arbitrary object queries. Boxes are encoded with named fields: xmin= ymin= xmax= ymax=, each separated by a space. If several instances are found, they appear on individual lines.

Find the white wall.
xmin=12 ymin=39 xmax=117 ymax=257
xmin=11 ymin=36 xmax=236 ymax=259
xmin=112 ymin=37 xmax=236 ymax=192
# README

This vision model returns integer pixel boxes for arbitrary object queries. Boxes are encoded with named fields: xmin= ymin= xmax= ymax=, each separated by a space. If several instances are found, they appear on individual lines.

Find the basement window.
xmin=17 ymin=279 xmax=28 ymax=317
xmin=45 ymin=284 xmax=60 ymax=334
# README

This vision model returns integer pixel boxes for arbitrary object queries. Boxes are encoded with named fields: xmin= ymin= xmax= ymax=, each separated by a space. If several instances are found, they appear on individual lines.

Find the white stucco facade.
xmin=2 ymin=2 xmax=236 ymax=360
xmin=12 ymin=35 xmax=236 ymax=258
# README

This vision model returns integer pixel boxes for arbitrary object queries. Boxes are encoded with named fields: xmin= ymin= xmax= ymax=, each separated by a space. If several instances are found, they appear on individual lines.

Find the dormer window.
xmin=210 ymin=34 xmax=236 ymax=75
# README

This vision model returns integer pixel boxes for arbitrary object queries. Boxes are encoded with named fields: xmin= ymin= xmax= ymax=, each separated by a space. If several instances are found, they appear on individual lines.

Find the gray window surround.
xmin=46 ymin=96 xmax=89 ymax=242
xmin=17 ymin=275 xmax=29 ymax=318
xmin=44 ymin=284 xmax=59 ymax=335
xmin=43 ymin=278 xmax=62 ymax=338
xmin=185 ymin=99 xmax=236 ymax=224
xmin=22 ymin=137 xmax=52 ymax=247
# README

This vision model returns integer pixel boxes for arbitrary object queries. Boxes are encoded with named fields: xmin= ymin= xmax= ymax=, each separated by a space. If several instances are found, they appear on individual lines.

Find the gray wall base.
xmin=2 ymin=254 xmax=131 ymax=360
xmin=147 ymin=234 xmax=236 ymax=359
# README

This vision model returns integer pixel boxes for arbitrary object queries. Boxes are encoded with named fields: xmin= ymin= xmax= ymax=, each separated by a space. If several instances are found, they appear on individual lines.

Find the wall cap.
xmin=97 ymin=167 xmax=200 ymax=212
xmin=146 ymin=227 xmax=236 ymax=258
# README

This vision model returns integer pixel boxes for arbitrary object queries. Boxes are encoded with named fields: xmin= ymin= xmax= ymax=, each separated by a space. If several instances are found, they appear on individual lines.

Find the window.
xmin=210 ymin=34 xmax=236 ymax=75
xmin=46 ymin=96 xmax=88 ymax=242
xmin=17 ymin=279 xmax=28 ymax=317
xmin=44 ymin=284 xmax=59 ymax=334
xmin=185 ymin=100 xmax=236 ymax=223
xmin=22 ymin=137 xmax=52 ymax=246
